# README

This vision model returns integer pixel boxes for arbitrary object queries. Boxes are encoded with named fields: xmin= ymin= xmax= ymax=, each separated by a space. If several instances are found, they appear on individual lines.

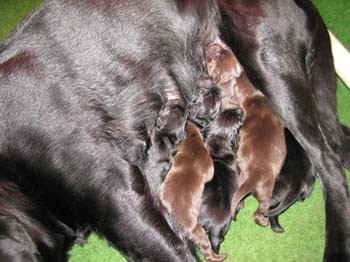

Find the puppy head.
xmin=205 ymin=108 xmax=244 ymax=148
xmin=205 ymin=43 xmax=242 ymax=85
xmin=208 ymin=221 xmax=231 ymax=254
xmin=154 ymin=99 xmax=187 ymax=147
xmin=189 ymin=76 xmax=221 ymax=128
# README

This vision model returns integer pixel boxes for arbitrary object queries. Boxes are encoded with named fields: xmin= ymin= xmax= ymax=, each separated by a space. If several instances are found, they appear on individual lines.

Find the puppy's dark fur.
xmin=189 ymin=76 xmax=221 ymax=128
xmin=0 ymin=0 xmax=349 ymax=260
xmin=143 ymin=99 xmax=187 ymax=197
xmin=206 ymin=43 xmax=287 ymax=227
xmin=199 ymin=108 xmax=244 ymax=253
xmin=159 ymin=121 xmax=226 ymax=262
xmin=267 ymin=129 xmax=316 ymax=233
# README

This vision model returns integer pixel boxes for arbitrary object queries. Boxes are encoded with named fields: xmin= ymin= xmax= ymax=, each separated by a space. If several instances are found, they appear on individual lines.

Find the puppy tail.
xmin=230 ymin=179 xmax=254 ymax=220
xmin=339 ymin=124 xmax=350 ymax=169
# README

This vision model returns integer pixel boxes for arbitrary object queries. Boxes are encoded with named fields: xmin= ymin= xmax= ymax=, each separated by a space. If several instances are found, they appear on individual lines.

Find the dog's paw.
xmin=254 ymin=214 xmax=269 ymax=227
xmin=205 ymin=252 xmax=227 ymax=262
xmin=271 ymin=225 xmax=285 ymax=233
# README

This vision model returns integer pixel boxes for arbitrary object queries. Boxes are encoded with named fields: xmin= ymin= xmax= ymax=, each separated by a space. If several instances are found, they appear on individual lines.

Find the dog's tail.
xmin=230 ymin=177 xmax=254 ymax=220
xmin=339 ymin=124 xmax=350 ymax=169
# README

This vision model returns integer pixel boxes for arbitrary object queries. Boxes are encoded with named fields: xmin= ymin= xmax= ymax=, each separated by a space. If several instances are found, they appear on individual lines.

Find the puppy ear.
xmin=213 ymin=69 xmax=220 ymax=84
xmin=155 ymin=116 xmax=164 ymax=130
xmin=205 ymin=44 xmax=222 ymax=63
xmin=189 ymin=104 xmax=199 ymax=118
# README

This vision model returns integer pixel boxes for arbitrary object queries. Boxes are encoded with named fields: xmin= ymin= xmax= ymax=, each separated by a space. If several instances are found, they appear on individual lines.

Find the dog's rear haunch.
xmin=0 ymin=0 xmax=349 ymax=261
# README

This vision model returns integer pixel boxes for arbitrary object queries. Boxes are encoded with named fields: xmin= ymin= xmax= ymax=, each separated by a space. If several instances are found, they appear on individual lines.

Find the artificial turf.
xmin=0 ymin=0 xmax=349 ymax=261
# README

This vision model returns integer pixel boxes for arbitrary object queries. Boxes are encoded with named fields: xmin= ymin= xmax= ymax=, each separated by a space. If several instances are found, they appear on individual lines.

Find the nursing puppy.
xmin=206 ymin=43 xmax=287 ymax=227
xmin=158 ymin=120 xmax=226 ymax=262
xmin=189 ymin=76 xmax=221 ymax=128
xmin=157 ymin=80 xmax=223 ymax=261
xmin=144 ymin=77 xmax=219 ymax=198
xmin=143 ymin=99 xmax=187 ymax=197
xmin=199 ymin=108 xmax=244 ymax=253
xmin=267 ymin=129 xmax=316 ymax=233
xmin=205 ymin=41 xmax=242 ymax=110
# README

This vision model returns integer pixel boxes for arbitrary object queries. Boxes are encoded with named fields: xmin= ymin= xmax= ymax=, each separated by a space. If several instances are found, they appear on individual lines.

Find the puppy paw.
xmin=205 ymin=252 xmax=227 ymax=262
xmin=271 ymin=225 xmax=285 ymax=233
xmin=155 ymin=99 xmax=187 ymax=143
xmin=254 ymin=214 xmax=269 ymax=227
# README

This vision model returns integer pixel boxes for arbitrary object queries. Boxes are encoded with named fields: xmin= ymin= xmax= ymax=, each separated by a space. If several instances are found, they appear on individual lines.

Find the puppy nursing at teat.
xmin=157 ymin=78 xmax=226 ymax=262
xmin=206 ymin=41 xmax=287 ymax=227
xmin=200 ymin=108 xmax=244 ymax=253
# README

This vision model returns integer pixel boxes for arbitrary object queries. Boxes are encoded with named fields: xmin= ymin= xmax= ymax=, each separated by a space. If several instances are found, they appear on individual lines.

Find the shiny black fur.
xmin=218 ymin=0 xmax=350 ymax=260
xmin=0 ymin=0 xmax=219 ymax=261
xmin=200 ymin=108 xmax=243 ymax=253
xmin=267 ymin=130 xmax=316 ymax=233
xmin=189 ymin=76 xmax=222 ymax=128
xmin=0 ymin=0 xmax=349 ymax=261
xmin=143 ymin=100 xmax=187 ymax=197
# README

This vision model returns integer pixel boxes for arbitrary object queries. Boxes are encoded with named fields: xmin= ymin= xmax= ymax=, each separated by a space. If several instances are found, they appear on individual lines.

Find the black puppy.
xmin=267 ymin=129 xmax=315 ymax=233
xmin=143 ymin=99 xmax=187 ymax=197
xmin=144 ymin=78 xmax=219 ymax=198
xmin=218 ymin=0 xmax=350 ymax=260
xmin=199 ymin=108 xmax=243 ymax=253
xmin=189 ymin=76 xmax=221 ymax=128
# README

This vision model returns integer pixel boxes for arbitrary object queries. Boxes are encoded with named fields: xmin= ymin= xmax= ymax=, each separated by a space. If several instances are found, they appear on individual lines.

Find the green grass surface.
xmin=0 ymin=0 xmax=349 ymax=261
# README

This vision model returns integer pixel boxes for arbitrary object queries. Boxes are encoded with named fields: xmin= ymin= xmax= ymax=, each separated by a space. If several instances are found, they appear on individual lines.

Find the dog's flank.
xmin=200 ymin=108 xmax=243 ymax=253
xmin=218 ymin=1 xmax=350 ymax=259
xmin=159 ymin=121 xmax=226 ymax=262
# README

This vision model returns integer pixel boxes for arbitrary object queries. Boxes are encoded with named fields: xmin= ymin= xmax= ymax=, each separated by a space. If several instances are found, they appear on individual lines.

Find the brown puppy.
xmin=206 ymin=43 xmax=287 ymax=227
xmin=158 ymin=121 xmax=226 ymax=262
xmin=205 ymin=42 xmax=242 ymax=111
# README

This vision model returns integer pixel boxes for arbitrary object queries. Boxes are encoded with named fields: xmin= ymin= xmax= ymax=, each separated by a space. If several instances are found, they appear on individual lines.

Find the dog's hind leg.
xmin=219 ymin=1 xmax=350 ymax=259
xmin=253 ymin=178 xmax=275 ymax=227
xmin=269 ymin=216 xmax=284 ymax=233
xmin=340 ymin=124 xmax=350 ymax=169
xmin=230 ymin=175 xmax=254 ymax=220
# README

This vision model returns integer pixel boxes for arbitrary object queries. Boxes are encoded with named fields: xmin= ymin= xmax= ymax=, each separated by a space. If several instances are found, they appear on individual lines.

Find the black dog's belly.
xmin=0 ymin=0 xmax=220 ymax=260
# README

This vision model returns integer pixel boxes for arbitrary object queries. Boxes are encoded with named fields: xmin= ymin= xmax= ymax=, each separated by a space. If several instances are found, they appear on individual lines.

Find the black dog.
xmin=217 ymin=0 xmax=350 ymax=260
xmin=266 ymin=129 xmax=316 ymax=233
xmin=0 ymin=0 xmax=349 ymax=261
xmin=0 ymin=0 xmax=220 ymax=261
xmin=199 ymin=108 xmax=244 ymax=253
